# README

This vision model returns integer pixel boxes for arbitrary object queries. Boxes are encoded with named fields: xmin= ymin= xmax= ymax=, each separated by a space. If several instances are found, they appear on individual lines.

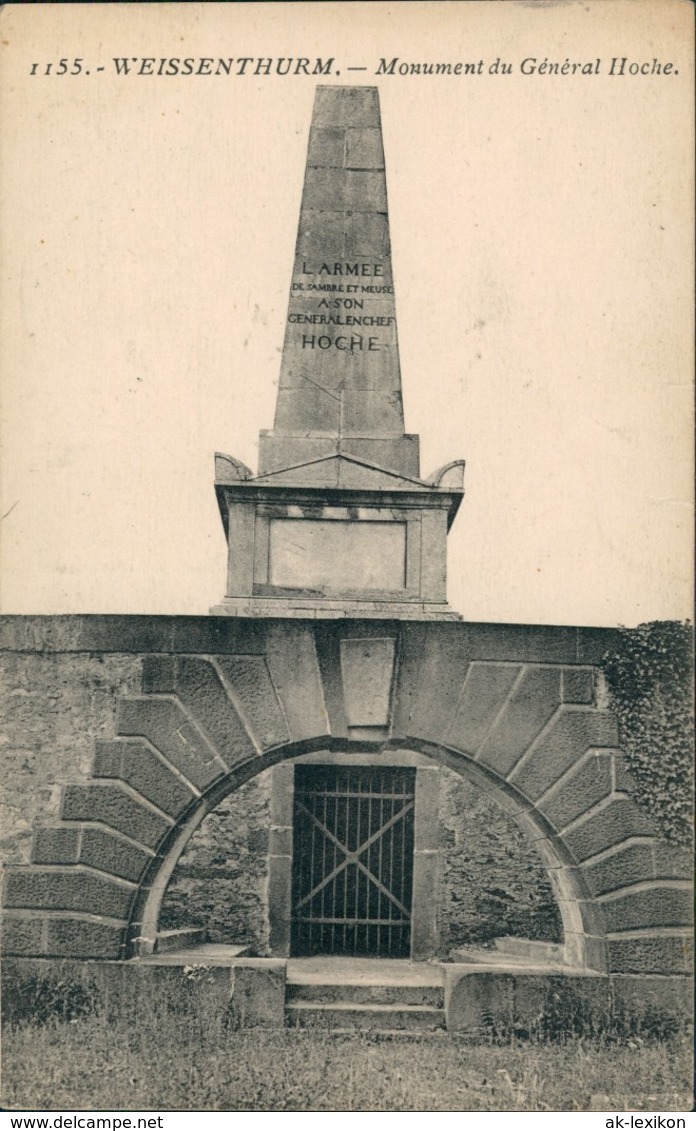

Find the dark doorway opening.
xmin=290 ymin=765 xmax=416 ymax=958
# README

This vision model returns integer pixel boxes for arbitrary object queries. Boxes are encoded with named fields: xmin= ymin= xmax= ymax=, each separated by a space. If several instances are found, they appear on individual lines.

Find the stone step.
xmin=493 ymin=937 xmax=565 ymax=960
xmin=285 ymin=980 xmax=444 ymax=1007
xmin=155 ymin=928 xmax=209 ymax=954
xmin=285 ymin=1001 xmax=446 ymax=1031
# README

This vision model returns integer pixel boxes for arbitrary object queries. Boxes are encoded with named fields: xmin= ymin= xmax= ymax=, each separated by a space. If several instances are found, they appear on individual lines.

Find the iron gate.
xmin=290 ymin=765 xmax=416 ymax=958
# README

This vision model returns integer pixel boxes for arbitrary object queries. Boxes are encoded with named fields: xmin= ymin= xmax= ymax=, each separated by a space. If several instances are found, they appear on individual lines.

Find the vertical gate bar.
xmin=377 ymin=781 xmax=383 ymax=956
xmin=323 ymin=787 xmax=328 ymax=954
xmin=333 ymin=772 xmax=339 ymax=954
xmin=309 ymin=780 xmax=316 ymax=955
xmin=401 ymin=782 xmax=406 ymax=955
xmin=354 ymin=769 xmax=360 ymax=955
xmin=343 ymin=769 xmax=348 ymax=954
xmin=367 ymin=779 xmax=372 ymax=955
xmin=388 ymin=779 xmax=394 ymax=957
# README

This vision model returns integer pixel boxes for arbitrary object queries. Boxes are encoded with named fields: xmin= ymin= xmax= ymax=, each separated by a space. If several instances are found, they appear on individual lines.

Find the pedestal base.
xmin=210 ymin=597 xmax=463 ymax=620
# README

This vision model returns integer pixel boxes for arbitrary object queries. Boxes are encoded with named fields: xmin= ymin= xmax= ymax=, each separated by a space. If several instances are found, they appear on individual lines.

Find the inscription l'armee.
xmin=301 ymin=262 xmax=385 ymax=277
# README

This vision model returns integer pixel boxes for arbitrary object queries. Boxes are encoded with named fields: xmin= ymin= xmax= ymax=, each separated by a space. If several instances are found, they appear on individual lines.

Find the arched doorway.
xmin=130 ymin=739 xmax=606 ymax=973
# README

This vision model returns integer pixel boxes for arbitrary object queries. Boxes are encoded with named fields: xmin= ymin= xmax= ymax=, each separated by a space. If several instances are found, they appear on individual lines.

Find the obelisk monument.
xmin=212 ymin=86 xmax=464 ymax=618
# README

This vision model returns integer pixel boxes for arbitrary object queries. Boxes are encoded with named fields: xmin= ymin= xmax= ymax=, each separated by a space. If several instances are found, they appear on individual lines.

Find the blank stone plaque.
xmin=268 ymin=518 xmax=406 ymax=591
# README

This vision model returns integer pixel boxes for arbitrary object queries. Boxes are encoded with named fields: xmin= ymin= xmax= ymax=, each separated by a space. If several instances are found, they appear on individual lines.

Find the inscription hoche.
xmin=287 ymin=258 xmax=397 ymax=355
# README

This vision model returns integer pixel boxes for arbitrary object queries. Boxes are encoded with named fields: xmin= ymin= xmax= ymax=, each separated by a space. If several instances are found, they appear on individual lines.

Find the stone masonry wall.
xmin=2 ymin=615 xmax=691 ymax=976
xmin=438 ymin=765 xmax=562 ymax=952
xmin=159 ymin=770 xmax=272 ymax=953
xmin=0 ymin=652 xmax=142 ymax=868
xmin=0 ymin=644 xmax=268 ymax=947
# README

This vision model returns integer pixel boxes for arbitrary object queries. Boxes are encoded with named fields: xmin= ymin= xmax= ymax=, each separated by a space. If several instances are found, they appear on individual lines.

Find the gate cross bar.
xmin=294 ymin=797 xmax=414 ymax=918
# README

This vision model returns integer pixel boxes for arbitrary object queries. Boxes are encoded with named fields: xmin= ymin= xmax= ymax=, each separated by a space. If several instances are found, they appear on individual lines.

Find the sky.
xmin=0 ymin=1 xmax=693 ymax=626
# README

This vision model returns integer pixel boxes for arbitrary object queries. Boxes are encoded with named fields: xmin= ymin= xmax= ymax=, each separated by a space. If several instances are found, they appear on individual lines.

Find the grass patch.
xmin=1 ymin=1005 xmax=692 ymax=1112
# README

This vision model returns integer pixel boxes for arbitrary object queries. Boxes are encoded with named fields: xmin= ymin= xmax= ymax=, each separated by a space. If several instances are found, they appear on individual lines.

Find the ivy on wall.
xmin=602 ymin=621 xmax=694 ymax=847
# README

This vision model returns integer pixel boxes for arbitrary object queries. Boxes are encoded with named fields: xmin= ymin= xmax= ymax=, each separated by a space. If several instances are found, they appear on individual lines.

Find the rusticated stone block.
xmin=541 ymin=753 xmax=613 ymax=830
xmin=562 ymin=668 xmax=595 ymax=704
xmin=45 ymin=918 xmax=125 ymax=960
xmin=564 ymin=797 xmax=657 ymax=862
xmin=215 ymin=656 xmax=290 ymax=750
xmin=117 ymin=697 xmax=227 ymax=789
xmin=478 ymin=667 xmax=561 ymax=776
xmin=4 ymin=868 xmax=136 ymax=920
xmin=446 ymin=662 xmax=522 ymax=754
xmin=62 ymin=783 xmax=171 ymax=849
xmin=94 ymin=739 xmax=196 ymax=818
xmin=582 ymin=842 xmax=656 ymax=896
xmin=79 ymin=826 xmax=152 ymax=884
xmin=141 ymin=655 xmax=176 ymax=694
xmin=174 ymin=658 xmax=257 ymax=767
xmin=600 ymin=887 xmax=693 ymax=933
xmin=511 ymin=709 xmax=618 ymax=800
xmin=1 ymin=915 xmax=45 ymax=956
xmin=231 ymin=962 xmax=286 ymax=1027
xmin=607 ymin=935 xmax=693 ymax=976
xmin=32 ymin=826 xmax=80 ymax=865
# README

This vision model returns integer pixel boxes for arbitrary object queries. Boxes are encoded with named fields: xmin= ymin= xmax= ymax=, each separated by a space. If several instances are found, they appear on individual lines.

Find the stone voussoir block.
xmin=540 ymin=752 xmax=614 ymax=831
xmin=653 ymin=842 xmax=695 ymax=880
xmin=214 ymin=655 xmax=291 ymax=751
xmin=477 ymin=667 xmax=562 ymax=778
xmin=599 ymin=886 xmax=694 ymax=934
xmin=4 ymin=867 xmax=137 ymax=921
xmin=94 ymin=738 xmax=197 ymax=818
xmin=607 ymin=935 xmax=693 ymax=976
xmin=62 ymin=782 xmax=172 ymax=850
xmin=141 ymin=655 xmax=176 ymax=694
xmin=79 ymin=825 xmax=154 ymax=884
xmin=561 ymin=667 xmax=595 ymax=704
xmin=32 ymin=825 xmax=81 ymax=866
xmin=564 ymin=797 xmax=657 ymax=863
xmin=117 ymin=696 xmax=227 ymax=790
xmin=581 ymin=841 xmax=657 ymax=897
xmin=45 ymin=917 xmax=127 ymax=960
xmin=511 ymin=708 xmax=619 ymax=801
xmin=174 ymin=658 xmax=259 ymax=767
xmin=446 ymin=662 xmax=522 ymax=756
xmin=1 ymin=914 xmax=46 ymax=957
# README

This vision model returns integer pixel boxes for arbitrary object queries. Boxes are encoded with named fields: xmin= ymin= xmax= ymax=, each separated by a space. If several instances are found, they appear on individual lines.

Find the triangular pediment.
xmin=251 ymin=453 xmax=431 ymax=491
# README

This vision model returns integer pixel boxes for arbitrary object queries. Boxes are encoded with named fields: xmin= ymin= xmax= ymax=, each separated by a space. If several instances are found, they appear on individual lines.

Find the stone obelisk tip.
xmin=258 ymin=85 xmax=420 ymax=479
